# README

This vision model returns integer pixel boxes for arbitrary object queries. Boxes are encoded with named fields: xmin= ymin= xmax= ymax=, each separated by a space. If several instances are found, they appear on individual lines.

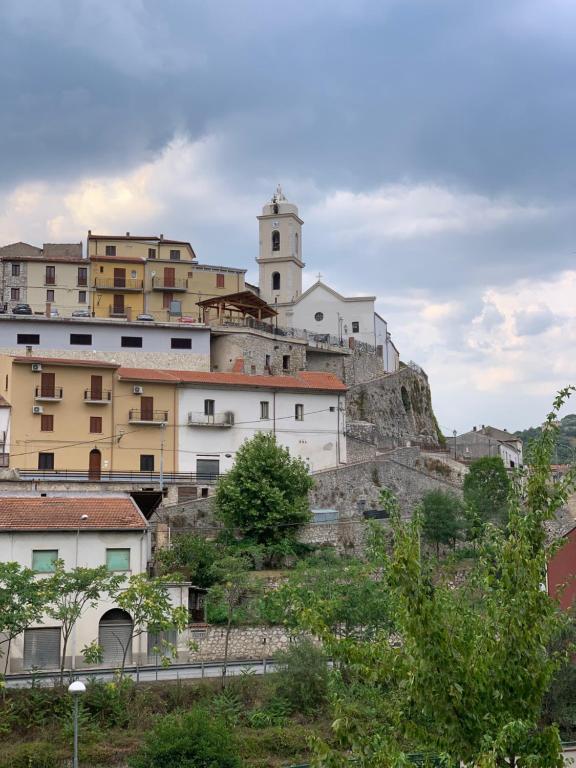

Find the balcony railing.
xmin=129 ymin=409 xmax=168 ymax=424
xmin=84 ymin=389 xmax=112 ymax=403
xmin=187 ymin=411 xmax=235 ymax=427
xmin=17 ymin=469 xmax=221 ymax=484
xmin=35 ymin=386 xmax=63 ymax=401
xmin=152 ymin=277 xmax=188 ymax=291
xmin=94 ymin=277 xmax=143 ymax=291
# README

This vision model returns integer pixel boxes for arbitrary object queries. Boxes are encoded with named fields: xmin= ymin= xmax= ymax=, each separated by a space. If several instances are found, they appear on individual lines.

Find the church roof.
xmin=293 ymin=280 xmax=376 ymax=305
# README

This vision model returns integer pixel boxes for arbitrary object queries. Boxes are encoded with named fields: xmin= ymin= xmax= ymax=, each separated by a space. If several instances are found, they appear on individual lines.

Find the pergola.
xmin=197 ymin=290 xmax=277 ymax=324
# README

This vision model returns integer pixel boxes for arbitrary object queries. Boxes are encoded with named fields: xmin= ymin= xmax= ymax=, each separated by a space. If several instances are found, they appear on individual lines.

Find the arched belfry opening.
xmin=272 ymin=272 xmax=281 ymax=291
xmin=272 ymin=230 xmax=280 ymax=252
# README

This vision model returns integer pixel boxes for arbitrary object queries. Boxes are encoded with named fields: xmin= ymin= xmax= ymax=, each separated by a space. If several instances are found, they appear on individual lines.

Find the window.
xmin=23 ymin=627 xmax=61 ymax=669
xmin=265 ymin=354 xmax=271 ymax=370
xmin=295 ymin=232 xmax=299 ymax=255
xmin=11 ymin=264 xmax=20 ymax=277
xmin=45 ymin=266 xmax=55 ymax=285
xmin=197 ymin=458 xmax=220 ymax=482
xmin=216 ymin=273 xmax=225 ymax=288
xmin=272 ymin=230 xmax=280 ymax=251
xmin=260 ymin=401 xmax=270 ymax=420
xmin=140 ymin=454 xmax=155 ymax=471
xmin=90 ymin=416 xmax=102 ymax=433
xmin=121 ymin=336 xmax=143 ymax=348
xmin=77 ymin=267 xmax=87 ymax=286
xmin=106 ymin=548 xmax=130 ymax=572
xmin=314 ymin=312 xmax=324 ymax=321
xmin=46 ymin=289 xmax=55 ymax=303
xmin=38 ymin=452 xmax=54 ymax=470
xmin=17 ymin=333 xmax=40 ymax=344
xmin=11 ymin=288 xmax=20 ymax=301
xmin=40 ymin=414 xmax=54 ymax=432
xmin=272 ymin=272 xmax=281 ymax=291
xmin=32 ymin=550 xmax=58 ymax=573
xmin=70 ymin=333 xmax=92 ymax=345
xmin=204 ymin=399 xmax=215 ymax=416
xmin=105 ymin=245 xmax=116 ymax=256
xmin=99 ymin=266 xmax=104 ymax=273
xmin=295 ymin=404 xmax=304 ymax=421
xmin=78 ymin=291 xmax=87 ymax=304
xmin=352 ymin=321 xmax=360 ymax=333
xmin=169 ymin=249 xmax=181 ymax=260
xmin=148 ymin=248 xmax=156 ymax=258
xmin=171 ymin=338 xmax=192 ymax=349
xmin=282 ymin=354 xmax=290 ymax=370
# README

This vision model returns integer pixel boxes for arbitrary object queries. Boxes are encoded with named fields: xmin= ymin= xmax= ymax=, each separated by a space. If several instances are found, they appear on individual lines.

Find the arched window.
xmin=295 ymin=232 xmax=299 ymax=256
xmin=272 ymin=272 xmax=281 ymax=291
xmin=272 ymin=230 xmax=280 ymax=251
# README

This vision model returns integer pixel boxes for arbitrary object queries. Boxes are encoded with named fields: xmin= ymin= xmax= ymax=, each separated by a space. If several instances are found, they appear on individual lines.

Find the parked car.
xmin=136 ymin=313 xmax=155 ymax=322
xmin=71 ymin=309 xmax=91 ymax=318
xmin=12 ymin=304 xmax=32 ymax=315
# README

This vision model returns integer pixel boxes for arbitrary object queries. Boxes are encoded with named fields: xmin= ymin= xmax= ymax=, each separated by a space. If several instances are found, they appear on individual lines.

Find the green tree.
xmin=463 ymin=456 xmax=511 ymax=530
xmin=115 ymin=574 xmax=189 ymax=676
xmin=156 ymin=535 xmax=219 ymax=587
xmin=128 ymin=707 xmax=241 ymax=768
xmin=421 ymin=490 xmax=463 ymax=556
xmin=0 ymin=562 xmax=50 ymax=675
xmin=305 ymin=389 xmax=576 ymax=768
xmin=274 ymin=638 xmax=329 ymax=714
xmin=46 ymin=564 xmax=122 ymax=683
xmin=215 ymin=432 xmax=313 ymax=544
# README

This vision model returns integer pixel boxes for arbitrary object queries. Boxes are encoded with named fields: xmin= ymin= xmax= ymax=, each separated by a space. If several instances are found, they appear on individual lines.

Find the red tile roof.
xmin=0 ymin=496 xmax=147 ymax=531
xmin=117 ymin=367 xmax=347 ymax=392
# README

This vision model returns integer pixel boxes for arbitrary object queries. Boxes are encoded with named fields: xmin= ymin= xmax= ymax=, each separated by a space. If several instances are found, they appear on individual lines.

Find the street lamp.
xmin=452 ymin=429 xmax=457 ymax=461
xmin=68 ymin=680 xmax=86 ymax=768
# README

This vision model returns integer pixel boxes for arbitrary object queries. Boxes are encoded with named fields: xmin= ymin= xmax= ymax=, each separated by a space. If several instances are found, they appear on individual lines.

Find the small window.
xmin=40 ymin=414 xmax=54 ymax=432
xmin=314 ymin=312 xmax=324 ymax=322
xmin=272 ymin=230 xmax=280 ymax=251
xmin=78 ymin=291 xmax=87 ymax=304
xmin=171 ymin=338 xmax=192 ymax=349
xmin=11 ymin=288 xmax=20 ymax=301
xmin=90 ymin=416 xmax=102 ymax=434
xmin=260 ymin=401 xmax=270 ymax=420
xmin=121 ymin=336 xmax=143 ymax=348
xmin=38 ymin=452 xmax=54 ymax=470
xmin=11 ymin=264 xmax=20 ymax=277
xmin=295 ymin=404 xmax=304 ymax=421
xmin=148 ymin=248 xmax=156 ymax=258
xmin=272 ymin=272 xmax=281 ymax=291
xmin=105 ymin=245 xmax=116 ymax=256
xmin=17 ymin=334 xmax=40 ymax=344
xmin=169 ymin=249 xmax=181 ymax=260
xmin=32 ymin=550 xmax=58 ymax=573
xmin=99 ymin=266 xmax=104 ymax=273
xmin=46 ymin=290 xmax=55 ymax=303
xmin=352 ymin=321 xmax=360 ymax=333
xmin=295 ymin=232 xmax=299 ymax=255
xmin=106 ymin=548 xmax=130 ymax=572
xmin=70 ymin=333 xmax=92 ymax=345
xmin=130 ymin=270 xmax=137 ymax=279
xmin=140 ymin=454 xmax=155 ymax=471
xmin=265 ymin=354 xmax=271 ymax=370
xmin=216 ymin=274 xmax=225 ymax=288
xmin=204 ymin=399 xmax=215 ymax=416
xmin=45 ymin=266 xmax=55 ymax=285
xmin=77 ymin=267 xmax=87 ymax=286
xmin=282 ymin=355 xmax=290 ymax=370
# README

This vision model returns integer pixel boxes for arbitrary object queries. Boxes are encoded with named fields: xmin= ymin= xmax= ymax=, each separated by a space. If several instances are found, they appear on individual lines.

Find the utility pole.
xmin=160 ymin=422 xmax=165 ymax=492
xmin=453 ymin=429 xmax=457 ymax=460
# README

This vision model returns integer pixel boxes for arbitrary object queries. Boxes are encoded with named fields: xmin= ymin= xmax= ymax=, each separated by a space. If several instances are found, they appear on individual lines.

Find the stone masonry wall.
xmin=211 ymin=330 xmax=307 ymax=375
xmin=183 ymin=625 xmax=293 ymax=662
xmin=0 ymin=346 xmax=210 ymax=371
xmin=306 ymin=345 xmax=384 ymax=387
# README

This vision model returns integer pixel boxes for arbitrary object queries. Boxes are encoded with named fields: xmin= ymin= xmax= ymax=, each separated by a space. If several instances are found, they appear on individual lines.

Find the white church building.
xmin=256 ymin=187 xmax=399 ymax=372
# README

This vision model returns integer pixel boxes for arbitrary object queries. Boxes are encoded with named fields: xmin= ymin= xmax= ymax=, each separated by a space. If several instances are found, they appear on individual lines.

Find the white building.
xmin=256 ymin=186 xmax=399 ymax=372
xmin=0 ymin=495 xmax=194 ymax=673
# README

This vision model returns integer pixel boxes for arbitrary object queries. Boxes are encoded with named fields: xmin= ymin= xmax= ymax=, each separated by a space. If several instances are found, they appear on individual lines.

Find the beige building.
xmin=88 ymin=233 xmax=245 ymax=321
xmin=0 ymin=242 xmax=89 ymax=315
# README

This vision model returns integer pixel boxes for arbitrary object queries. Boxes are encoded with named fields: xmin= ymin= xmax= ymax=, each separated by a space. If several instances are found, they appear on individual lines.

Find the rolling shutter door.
xmin=23 ymin=627 xmax=61 ymax=669
xmin=99 ymin=619 xmax=132 ymax=666
xmin=196 ymin=458 xmax=219 ymax=482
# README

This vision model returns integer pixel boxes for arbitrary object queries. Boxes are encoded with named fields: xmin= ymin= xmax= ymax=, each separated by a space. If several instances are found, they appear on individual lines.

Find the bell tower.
xmin=257 ymin=185 xmax=304 ymax=306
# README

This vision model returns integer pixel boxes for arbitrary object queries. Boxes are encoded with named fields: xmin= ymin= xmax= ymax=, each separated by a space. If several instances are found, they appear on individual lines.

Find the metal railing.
xmin=94 ymin=277 xmax=143 ymax=291
xmin=84 ymin=389 xmax=112 ymax=402
xmin=35 ymin=386 xmax=63 ymax=399
xmin=17 ymin=469 xmax=221 ymax=484
xmin=187 ymin=411 xmax=234 ymax=427
xmin=152 ymin=277 xmax=188 ymax=290
xmin=129 ymin=409 xmax=169 ymax=423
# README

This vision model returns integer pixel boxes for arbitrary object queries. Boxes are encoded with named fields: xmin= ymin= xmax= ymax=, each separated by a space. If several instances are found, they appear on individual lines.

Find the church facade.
xmin=256 ymin=187 xmax=399 ymax=372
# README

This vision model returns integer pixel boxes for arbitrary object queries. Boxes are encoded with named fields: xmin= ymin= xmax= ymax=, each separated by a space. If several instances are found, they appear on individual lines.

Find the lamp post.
xmin=453 ymin=429 xmax=457 ymax=461
xmin=68 ymin=680 xmax=86 ymax=768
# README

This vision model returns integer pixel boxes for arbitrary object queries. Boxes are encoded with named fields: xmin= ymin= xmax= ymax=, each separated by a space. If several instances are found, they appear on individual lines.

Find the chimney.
xmin=472 ymin=426 xmax=476 ymax=432
xmin=160 ymin=234 xmax=164 ymax=241
xmin=126 ymin=231 xmax=130 ymax=237
xmin=482 ymin=424 xmax=485 ymax=429
xmin=87 ymin=229 xmax=92 ymax=236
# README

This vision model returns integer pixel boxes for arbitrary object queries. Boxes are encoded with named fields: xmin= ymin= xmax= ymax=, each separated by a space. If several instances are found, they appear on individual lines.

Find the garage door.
xmin=99 ymin=609 xmax=133 ymax=667
xmin=23 ymin=627 xmax=61 ymax=670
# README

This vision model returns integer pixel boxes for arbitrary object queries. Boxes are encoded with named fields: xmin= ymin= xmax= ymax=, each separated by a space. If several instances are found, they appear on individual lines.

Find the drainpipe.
xmin=336 ymin=393 xmax=341 ymax=465
xmin=272 ymin=391 xmax=276 ymax=436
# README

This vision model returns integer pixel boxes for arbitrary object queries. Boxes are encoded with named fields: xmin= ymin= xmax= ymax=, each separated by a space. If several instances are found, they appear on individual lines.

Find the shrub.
xmin=0 ymin=742 xmax=60 ymax=768
xmin=273 ymin=638 xmax=329 ymax=713
xmin=128 ymin=707 xmax=241 ymax=768
xmin=83 ymin=678 xmax=135 ymax=728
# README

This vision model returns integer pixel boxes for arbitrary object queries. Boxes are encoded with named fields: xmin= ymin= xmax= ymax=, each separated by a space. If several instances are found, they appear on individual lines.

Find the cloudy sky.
xmin=1 ymin=0 xmax=576 ymax=433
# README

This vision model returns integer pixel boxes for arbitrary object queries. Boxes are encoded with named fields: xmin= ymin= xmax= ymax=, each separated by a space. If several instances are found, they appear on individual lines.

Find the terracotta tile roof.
xmin=89 ymin=255 xmax=146 ymax=264
xmin=0 ymin=496 xmax=147 ymax=531
xmin=13 ymin=356 xmax=118 ymax=369
xmin=118 ymin=367 xmax=347 ymax=392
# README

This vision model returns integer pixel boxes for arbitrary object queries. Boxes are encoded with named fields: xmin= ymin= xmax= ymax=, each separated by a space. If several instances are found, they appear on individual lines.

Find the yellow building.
xmin=0 ymin=355 xmax=177 ymax=476
xmin=88 ymin=232 xmax=245 ymax=321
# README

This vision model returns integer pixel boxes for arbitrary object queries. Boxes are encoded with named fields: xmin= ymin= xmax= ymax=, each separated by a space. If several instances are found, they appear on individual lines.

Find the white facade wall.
xmin=386 ymin=338 xmax=400 ymax=373
xmin=0 ymin=404 xmax=10 ymax=455
xmin=499 ymin=442 xmax=522 ymax=468
xmin=178 ymin=385 xmax=346 ymax=475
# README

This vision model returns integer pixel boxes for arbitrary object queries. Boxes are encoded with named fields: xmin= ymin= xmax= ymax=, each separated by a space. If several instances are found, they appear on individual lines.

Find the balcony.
xmin=35 ymin=386 xmax=63 ymax=402
xmin=187 ymin=411 xmax=235 ymax=427
xmin=84 ymin=389 xmax=112 ymax=404
xmin=152 ymin=277 xmax=188 ymax=291
xmin=129 ymin=409 xmax=168 ymax=425
xmin=94 ymin=277 xmax=143 ymax=291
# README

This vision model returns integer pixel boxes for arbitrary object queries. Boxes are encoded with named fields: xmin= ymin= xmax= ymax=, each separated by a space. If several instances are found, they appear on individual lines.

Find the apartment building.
xmin=0 ymin=242 xmax=88 ymax=314
xmin=88 ymin=233 xmax=245 ymax=321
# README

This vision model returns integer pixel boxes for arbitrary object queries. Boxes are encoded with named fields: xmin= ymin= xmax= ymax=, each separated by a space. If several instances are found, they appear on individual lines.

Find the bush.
xmin=273 ymin=638 xmax=329 ymax=713
xmin=0 ymin=742 xmax=60 ymax=768
xmin=83 ymin=678 xmax=135 ymax=728
xmin=156 ymin=535 xmax=219 ymax=587
xmin=128 ymin=707 xmax=241 ymax=768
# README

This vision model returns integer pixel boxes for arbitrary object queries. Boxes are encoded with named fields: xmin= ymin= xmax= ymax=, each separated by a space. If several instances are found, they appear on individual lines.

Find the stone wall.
xmin=0 ymin=346 xmax=210 ymax=371
xmin=306 ymin=345 xmax=384 ymax=387
xmin=211 ymin=329 xmax=307 ymax=375
xmin=182 ymin=625 xmax=293 ymax=662
xmin=346 ymin=421 xmax=378 ymax=462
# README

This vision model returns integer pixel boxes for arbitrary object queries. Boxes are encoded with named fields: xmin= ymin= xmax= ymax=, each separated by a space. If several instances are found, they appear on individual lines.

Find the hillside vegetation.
xmin=515 ymin=413 xmax=576 ymax=463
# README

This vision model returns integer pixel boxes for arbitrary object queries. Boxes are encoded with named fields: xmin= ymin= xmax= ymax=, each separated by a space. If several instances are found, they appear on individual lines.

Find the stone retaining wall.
xmin=183 ymin=625 xmax=293 ymax=662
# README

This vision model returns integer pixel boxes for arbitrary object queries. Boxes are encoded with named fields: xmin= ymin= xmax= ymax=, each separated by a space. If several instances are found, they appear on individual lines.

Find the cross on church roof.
xmin=316 ymin=272 xmax=323 ymax=281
